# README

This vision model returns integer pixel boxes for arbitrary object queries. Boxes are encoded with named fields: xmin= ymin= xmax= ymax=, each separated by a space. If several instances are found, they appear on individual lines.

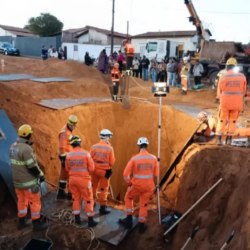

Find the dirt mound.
xmin=165 ymin=145 xmax=250 ymax=250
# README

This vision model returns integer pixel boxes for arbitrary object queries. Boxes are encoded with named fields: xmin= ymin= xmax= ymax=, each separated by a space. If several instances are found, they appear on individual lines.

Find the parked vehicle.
xmin=0 ymin=42 xmax=20 ymax=56
xmin=144 ymin=40 xmax=181 ymax=62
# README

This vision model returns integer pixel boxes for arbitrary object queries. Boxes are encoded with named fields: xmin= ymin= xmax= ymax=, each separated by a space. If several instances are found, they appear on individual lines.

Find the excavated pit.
xmin=0 ymin=56 xmax=250 ymax=249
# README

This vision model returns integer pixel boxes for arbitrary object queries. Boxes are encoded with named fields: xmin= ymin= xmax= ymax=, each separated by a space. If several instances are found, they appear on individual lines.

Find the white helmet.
xmin=100 ymin=129 xmax=113 ymax=139
xmin=137 ymin=137 xmax=149 ymax=146
xmin=197 ymin=111 xmax=208 ymax=122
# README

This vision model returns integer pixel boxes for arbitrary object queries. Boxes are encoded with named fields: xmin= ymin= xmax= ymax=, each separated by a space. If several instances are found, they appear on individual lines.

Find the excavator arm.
xmin=184 ymin=0 xmax=206 ymax=53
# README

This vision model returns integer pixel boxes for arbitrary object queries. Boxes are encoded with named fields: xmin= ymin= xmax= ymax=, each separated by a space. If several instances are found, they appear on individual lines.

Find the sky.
xmin=1 ymin=0 xmax=250 ymax=43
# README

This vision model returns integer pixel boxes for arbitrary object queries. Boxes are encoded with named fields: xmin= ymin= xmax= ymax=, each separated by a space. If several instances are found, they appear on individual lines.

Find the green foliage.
xmin=25 ymin=13 xmax=63 ymax=37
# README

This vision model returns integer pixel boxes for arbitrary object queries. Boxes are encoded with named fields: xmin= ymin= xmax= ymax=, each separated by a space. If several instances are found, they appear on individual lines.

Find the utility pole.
xmin=111 ymin=0 xmax=115 ymax=55
xmin=127 ymin=20 xmax=129 ymax=39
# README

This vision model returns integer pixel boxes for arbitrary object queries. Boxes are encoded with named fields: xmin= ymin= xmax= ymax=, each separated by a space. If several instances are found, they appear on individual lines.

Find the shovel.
xmin=180 ymin=225 xmax=199 ymax=250
xmin=220 ymin=230 xmax=235 ymax=250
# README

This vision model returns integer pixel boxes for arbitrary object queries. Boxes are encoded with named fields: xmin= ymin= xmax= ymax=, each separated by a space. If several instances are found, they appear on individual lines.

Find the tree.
xmin=25 ymin=13 xmax=63 ymax=37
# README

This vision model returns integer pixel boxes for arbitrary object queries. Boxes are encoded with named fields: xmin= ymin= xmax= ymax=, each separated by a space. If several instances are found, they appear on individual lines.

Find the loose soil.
xmin=0 ymin=55 xmax=250 ymax=250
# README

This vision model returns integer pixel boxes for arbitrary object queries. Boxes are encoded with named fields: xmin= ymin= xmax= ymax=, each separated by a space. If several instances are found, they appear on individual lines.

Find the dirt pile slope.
xmin=165 ymin=144 xmax=250 ymax=250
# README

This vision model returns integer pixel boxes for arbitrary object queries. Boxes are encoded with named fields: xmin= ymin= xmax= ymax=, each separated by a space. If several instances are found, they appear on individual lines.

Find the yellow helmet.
xmin=18 ymin=124 xmax=33 ymax=137
xmin=68 ymin=115 xmax=78 ymax=125
xmin=226 ymin=57 xmax=237 ymax=66
xmin=69 ymin=135 xmax=81 ymax=146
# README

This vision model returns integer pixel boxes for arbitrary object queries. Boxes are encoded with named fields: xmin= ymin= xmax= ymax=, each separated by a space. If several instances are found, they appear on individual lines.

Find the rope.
xmin=46 ymin=208 xmax=100 ymax=250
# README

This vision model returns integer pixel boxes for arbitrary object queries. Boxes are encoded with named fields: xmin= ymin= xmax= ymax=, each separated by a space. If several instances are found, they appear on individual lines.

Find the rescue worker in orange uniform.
xmin=123 ymin=39 xmax=135 ymax=70
xmin=9 ymin=124 xmax=48 ymax=231
xmin=180 ymin=58 xmax=189 ymax=95
xmin=57 ymin=114 xmax=78 ymax=199
xmin=90 ymin=129 xmax=115 ymax=215
xmin=194 ymin=111 xmax=217 ymax=142
xmin=216 ymin=58 xmax=247 ymax=145
xmin=65 ymin=135 xmax=98 ymax=227
xmin=111 ymin=62 xmax=122 ymax=101
xmin=119 ymin=137 xmax=159 ymax=234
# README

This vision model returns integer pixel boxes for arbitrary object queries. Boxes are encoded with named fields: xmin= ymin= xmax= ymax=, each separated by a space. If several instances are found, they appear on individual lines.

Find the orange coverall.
xmin=90 ymin=140 xmax=115 ymax=206
xmin=123 ymin=149 xmax=159 ymax=223
xmin=181 ymin=64 xmax=189 ymax=92
xmin=65 ymin=147 xmax=95 ymax=217
xmin=216 ymin=70 xmax=247 ymax=135
xmin=111 ymin=67 xmax=122 ymax=99
xmin=58 ymin=125 xmax=73 ymax=181
xmin=124 ymin=43 xmax=135 ymax=69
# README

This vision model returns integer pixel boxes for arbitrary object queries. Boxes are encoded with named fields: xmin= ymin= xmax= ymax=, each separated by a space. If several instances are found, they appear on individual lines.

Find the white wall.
xmin=62 ymin=43 xmax=120 ymax=62
xmin=78 ymin=33 xmax=90 ymax=44
xmin=0 ymin=28 xmax=16 ymax=37
xmin=131 ymin=36 xmax=197 ymax=56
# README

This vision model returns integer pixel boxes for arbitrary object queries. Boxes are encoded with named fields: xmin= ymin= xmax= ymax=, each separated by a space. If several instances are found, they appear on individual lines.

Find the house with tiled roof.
xmin=0 ymin=24 xmax=35 ymax=37
xmin=62 ymin=25 xmax=128 ymax=45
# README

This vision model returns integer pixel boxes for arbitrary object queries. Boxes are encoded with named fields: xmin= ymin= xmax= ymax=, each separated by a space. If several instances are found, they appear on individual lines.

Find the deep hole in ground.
xmin=0 ymin=56 xmax=250 ymax=250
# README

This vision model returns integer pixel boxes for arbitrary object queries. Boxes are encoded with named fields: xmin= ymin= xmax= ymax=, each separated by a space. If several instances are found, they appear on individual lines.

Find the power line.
xmin=201 ymin=10 xmax=250 ymax=15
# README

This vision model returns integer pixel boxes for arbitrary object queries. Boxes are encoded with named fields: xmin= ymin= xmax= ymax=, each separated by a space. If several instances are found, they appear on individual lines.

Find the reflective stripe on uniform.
xmin=18 ymin=208 xmax=27 ymax=215
xmin=223 ymin=73 xmax=243 ymax=78
xmin=14 ymin=179 xmax=38 ymax=189
xmin=31 ymin=211 xmax=40 ymax=217
xmin=133 ymin=155 xmax=155 ymax=161
xmin=87 ymin=212 xmax=95 ymax=217
xmin=67 ymin=151 xmax=87 ymax=157
xmin=91 ymin=145 xmax=112 ymax=151
xmin=10 ymin=158 xmax=34 ymax=166
xmin=72 ymin=210 xmax=80 ymax=215
xmin=70 ymin=168 xmax=88 ymax=172
xmin=139 ymin=216 xmax=146 ymax=222
xmin=133 ymin=174 xmax=153 ymax=179
xmin=222 ymin=91 xmax=243 ymax=95
xmin=126 ymin=208 xmax=133 ymax=213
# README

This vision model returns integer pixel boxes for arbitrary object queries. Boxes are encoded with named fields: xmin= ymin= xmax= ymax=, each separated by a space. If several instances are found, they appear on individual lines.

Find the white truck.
xmin=144 ymin=40 xmax=181 ymax=62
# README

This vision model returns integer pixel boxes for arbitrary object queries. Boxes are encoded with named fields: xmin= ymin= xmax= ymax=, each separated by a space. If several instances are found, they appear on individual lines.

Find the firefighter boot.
xmin=216 ymin=135 xmax=222 ymax=145
xmin=118 ymin=215 xmax=133 ymax=229
xmin=88 ymin=217 xmax=98 ymax=228
xmin=138 ymin=222 xmax=147 ymax=234
xmin=67 ymin=192 xmax=72 ymax=200
xmin=99 ymin=205 xmax=111 ymax=215
xmin=226 ymin=136 xmax=232 ymax=145
xmin=17 ymin=217 xmax=29 ymax=230
xmin=32 ymin=216 xmax=48 ymax=231
xmin=75 ymin=214 xmax=81 ymax=225
xmin=56 ymin=181 xmax=67 ymax=200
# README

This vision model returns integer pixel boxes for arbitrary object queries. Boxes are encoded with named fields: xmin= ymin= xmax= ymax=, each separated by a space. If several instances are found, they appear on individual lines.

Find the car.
xmin=0 ymin=42 xmax=20 ymax=56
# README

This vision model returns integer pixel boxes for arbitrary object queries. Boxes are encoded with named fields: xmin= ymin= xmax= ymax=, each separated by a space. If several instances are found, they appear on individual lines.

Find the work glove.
xmin=59 ymin=155 xmax=66 ymax=168
xmin=105 ymin=169 xmax=113 ymax=179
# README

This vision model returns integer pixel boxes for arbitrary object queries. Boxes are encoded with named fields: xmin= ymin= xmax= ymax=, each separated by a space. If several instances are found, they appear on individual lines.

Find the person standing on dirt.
xmin=123 ymin=39 xmax=135 ymax=70
xmin=180 ymin=58 xmax=189 ymax=95
xmin=111 ymin=62 xmax=122 ymax=101
xmin=90 ymin=129 xmax=115 ymax=215
xmin=9 ymin=124 xmax=48 ymax=231
xmin=192 ymin=59 xmax=204 ymax=86
xmin=65 ymin=135 xmax=98 ymax=227
xmin=119 ymin=137 xmax=159 ymax=234
xmin=216 ymin=58 xmax=247 ymax=145
xmin=57 ymin=115 xmax=78 ymax=199
xmin=117 ymin=50 xmax=125 ymax=73
xmin=141 ymin=55 xmax=150 ymax=81
xmin=97 ymin=49 xmax=108 ymax=74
